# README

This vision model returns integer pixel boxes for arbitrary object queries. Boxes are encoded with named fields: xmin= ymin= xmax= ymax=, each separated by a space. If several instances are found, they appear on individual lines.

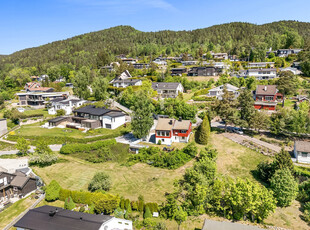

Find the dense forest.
xmin=1 ymin=20 xmax=310 ymax=71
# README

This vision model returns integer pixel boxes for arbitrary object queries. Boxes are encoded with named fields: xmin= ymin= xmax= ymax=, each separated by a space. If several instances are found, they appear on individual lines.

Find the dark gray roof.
xmin=14 ymin=205 xmax=113 ymax=230
xmin=202 ymin=219 xmax=264 ymax=230
xmin=105 ymin=111 xmax=126 ymax=118
xmin=152 ymin=82 xmax=182 ymax=90
xmin=48 ymin=116 xmax=68 ymax=123
xmin=73 ymin=105 xmax=125 ymax=117
xmin=295 ymin=141 xmax=310 ymax=153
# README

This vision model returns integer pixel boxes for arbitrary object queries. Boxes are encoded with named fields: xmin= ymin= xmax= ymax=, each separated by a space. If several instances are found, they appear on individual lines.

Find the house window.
xmin=302 ymin=152 xmax=308 ymax=158
xmin=265 ymin=96 xmax=273 ymax=101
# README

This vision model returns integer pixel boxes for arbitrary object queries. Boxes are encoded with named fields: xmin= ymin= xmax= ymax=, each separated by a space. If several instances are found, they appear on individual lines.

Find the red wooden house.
xmin=254 ymin=85 xmax=283 ymax=111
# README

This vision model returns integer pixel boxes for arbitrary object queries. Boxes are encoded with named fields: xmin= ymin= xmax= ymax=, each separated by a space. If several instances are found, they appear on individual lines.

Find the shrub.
xmin=64 ymin=196 xmax=75 ymax=210
xmin=157 ymin=139 xmax=161 ymax=145
xmin=88 ymin=172 xmax=112 ymax=192
xmin=144 ymin=206 xmax=152 ymax=219
xmin=60 ymin=139 xmax=116 ymax=154
xmin=45 ymin=180 xmax=61 ymax=201
xmin=270 ymin=168 xmax=298 ymax=207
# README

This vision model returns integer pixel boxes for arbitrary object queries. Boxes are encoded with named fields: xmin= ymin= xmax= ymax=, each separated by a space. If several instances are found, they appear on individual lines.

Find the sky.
xmin=0 ymin=0 xmax=309 ymax=54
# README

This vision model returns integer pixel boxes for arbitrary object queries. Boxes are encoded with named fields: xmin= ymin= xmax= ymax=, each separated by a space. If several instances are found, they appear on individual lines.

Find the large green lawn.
xmin=33 ymin=154 xmax=185 ymax=203
xmin=23 ymin=108 xmax=51 ymax=118
xmin=12 ymin=122 xmax=130 ymax=140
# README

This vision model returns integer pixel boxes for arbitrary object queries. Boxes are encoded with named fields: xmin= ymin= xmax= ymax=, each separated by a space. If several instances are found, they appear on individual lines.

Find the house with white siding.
xmin=294 ymin=141 xmax=310 ymax=164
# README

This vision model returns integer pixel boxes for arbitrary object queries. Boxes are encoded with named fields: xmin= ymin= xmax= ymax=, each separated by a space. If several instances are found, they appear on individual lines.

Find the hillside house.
xmin=152 ymin=82 xmax=184 ymax=98
xmin=181 ymin=61 xmax=198 ymax=66
xmin=294 ymin=141 xmax=310 ymax=164
xmin=171 ymin=68 xmax=187 ymax=76
xmin=16 ymin=92 xmax=69 ymax=106
xmin=24 ymin=82 xmax=54 ymax=93
xmin=109 ymin=70 xmax=132 ymax=84
xmin=187 ymin=67 xmax=216 ymax=76
xmin=253 ymin=85 xmax=283 ymax=111
xmin=133 ymin=63 xmax=150 ymax=69
xmin=211 ymin=52 xmax=228 ymax=60
xmin=48 ymin=98 xmax=87 ymax=115
xmin=14 ymin=205 xmax=133 ymax=230
xmin=72 ymin=105 xmax=126 ymax=129
xmin=245 ymin=68 xmax=277 ymax=80
xmin=0 ymin=171 xmax=37 ymax=201
xmin=277 ymin=48 xmax=302 ymax=57
xmin=207 ymin=84 xmax=240 ymax=100
xmin=113 ymin=79 xmax=142 ymax=88
xmin=155 ymin=118 xmax=192 ymax=145
xmin=247 ymin=62 xmax=275 ymax=68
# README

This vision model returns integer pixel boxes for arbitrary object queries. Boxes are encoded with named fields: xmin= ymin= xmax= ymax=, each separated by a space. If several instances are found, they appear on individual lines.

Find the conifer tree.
xmin=196 ymin=115 xmax=210 ymax=145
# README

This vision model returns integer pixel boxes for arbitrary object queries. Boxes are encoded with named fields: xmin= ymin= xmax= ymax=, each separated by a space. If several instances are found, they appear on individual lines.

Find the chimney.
xmin=264 ymin=86 xmax=267 ymax=91
xmin=49 ymin=209 xmax=58 ymax=217
xmin=156 ymin=83 xmax=158 ymax=88
xmin=169 ymin=120 xmax=173 ymax=125
xmin=178 ymin=117 xmax=182 ymax=122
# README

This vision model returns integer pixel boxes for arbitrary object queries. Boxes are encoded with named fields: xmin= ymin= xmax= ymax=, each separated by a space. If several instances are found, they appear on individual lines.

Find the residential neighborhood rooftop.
xmin=295 ymin=141 xmax=310 ymax=153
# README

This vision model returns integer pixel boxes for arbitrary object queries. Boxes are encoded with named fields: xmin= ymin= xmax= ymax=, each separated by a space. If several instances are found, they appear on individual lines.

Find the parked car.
xmin=233 ymin=127 xmax=243 ymax=135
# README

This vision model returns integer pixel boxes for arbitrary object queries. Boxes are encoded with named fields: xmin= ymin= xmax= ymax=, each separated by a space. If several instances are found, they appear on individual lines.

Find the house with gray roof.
xmin=0 ymin=171 xmax=37 ymax=201
xmin=207 ymin=83 xmax=240 ymax=100
xmin=72 ymin=105 xmax=126 ymax=129
xmin=294 ymin=141 xmax=310 ymax=164
xmin=152 ymin=82 xmax=184 ymax=98
xmin=14 ymin=205 xmax=132 ymax=230
xmin=48 ymin=98 xmax=87 ymax=115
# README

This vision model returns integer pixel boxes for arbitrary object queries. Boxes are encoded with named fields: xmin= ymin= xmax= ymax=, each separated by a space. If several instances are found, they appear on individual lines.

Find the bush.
xmin=29 ymin=153 xmax=58 ymax=167
xmin=144 ymin=206 xmax=152 ymax=219
xmin=88 ymin=172 xmax=112 ymax=192
xmin=64 ymin=196 xmax=75 ymax=210
xmin=45 ymin=180 xmax=61 ymax=201
xmin=60 ymin=139 xmax=116 ymax=154
xmin=270 ymin=168 xmax=298 ymax=207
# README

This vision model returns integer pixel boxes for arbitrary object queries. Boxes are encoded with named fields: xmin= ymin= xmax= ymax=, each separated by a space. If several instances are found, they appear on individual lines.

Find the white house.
xmin=0 ymin=118 xmax=8 ymax=136
xmin=109 ymin=70 xmax=132 ymax=84
xmin=280 ymin=67 xmax=302 ymax=75
xmin=14 ymin=205 xmax=133 ymax=230
xmin=207 ymin=84 xmax=240 ymax=100
xmin=294 ymin=141 xmax=310 ymax=164
xmin=112 ymin=79 xmax=142 ymax=88
xmin=247 ymin=62 xmax=275 ymax=68
xmin=152 ymin=82 xmax=184 ymax=98
xmin=0 ymin=159 xmax=29 ymax=174
xmin=48 ymin=98 xmax=87 ymax=115
xmin=72 ymin=105 xmax=126 ymax=129
xmin=245 ymin=68 xmax=277 ymax=80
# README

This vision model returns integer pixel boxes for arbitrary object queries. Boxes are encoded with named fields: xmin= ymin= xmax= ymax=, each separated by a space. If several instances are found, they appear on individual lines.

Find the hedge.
xmin=193 ymin=88 xmax=210 ymax=96
xmin=60 ymin=139 xmax=116 ymax=154
xmin=59 ymin=188 xmax=120 ymax=214
xmin=192 ymin=96 xmax=215 ymax=101
xmin=7 ymin=130 xmax=128 ymax=145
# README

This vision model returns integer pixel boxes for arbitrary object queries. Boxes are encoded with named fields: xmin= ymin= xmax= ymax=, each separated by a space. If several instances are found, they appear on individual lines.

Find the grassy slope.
xmin=12 ymin=122 xmax=130 ymax=139
xmin=33 ymin=155 xmax=186 ymax=203
xmin=0 ymin=195 xmax=37 ymax=229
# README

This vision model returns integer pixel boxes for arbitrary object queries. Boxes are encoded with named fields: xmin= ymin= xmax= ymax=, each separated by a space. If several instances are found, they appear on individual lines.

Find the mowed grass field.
xmin=33 ymin=155 xmax=187 ymax=203
xmin=13 ymin=122 xmax=130 ymax=139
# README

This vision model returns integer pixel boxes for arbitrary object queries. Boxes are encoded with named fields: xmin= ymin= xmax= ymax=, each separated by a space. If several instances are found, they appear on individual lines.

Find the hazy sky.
xmin=1 ymin=0 xmax=309 ymax=54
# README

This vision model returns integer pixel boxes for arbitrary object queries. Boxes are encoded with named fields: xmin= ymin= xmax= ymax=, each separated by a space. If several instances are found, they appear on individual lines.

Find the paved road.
xmin=0 ymin=143 xmax=62 ymax=156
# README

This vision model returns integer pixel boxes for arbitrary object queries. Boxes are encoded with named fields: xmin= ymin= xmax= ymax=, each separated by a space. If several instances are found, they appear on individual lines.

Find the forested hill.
xmin=2 ymin=20 xmax=310 ymax=69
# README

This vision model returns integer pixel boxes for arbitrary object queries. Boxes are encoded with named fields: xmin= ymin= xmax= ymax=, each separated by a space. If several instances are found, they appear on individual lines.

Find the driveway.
xmin=115 ymin=133 xmax=141 ymax=145
xmin=0 ymin=143 xmax=62 ymax=156
xmin=222 ymin=133 xmax=290 ymax=153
